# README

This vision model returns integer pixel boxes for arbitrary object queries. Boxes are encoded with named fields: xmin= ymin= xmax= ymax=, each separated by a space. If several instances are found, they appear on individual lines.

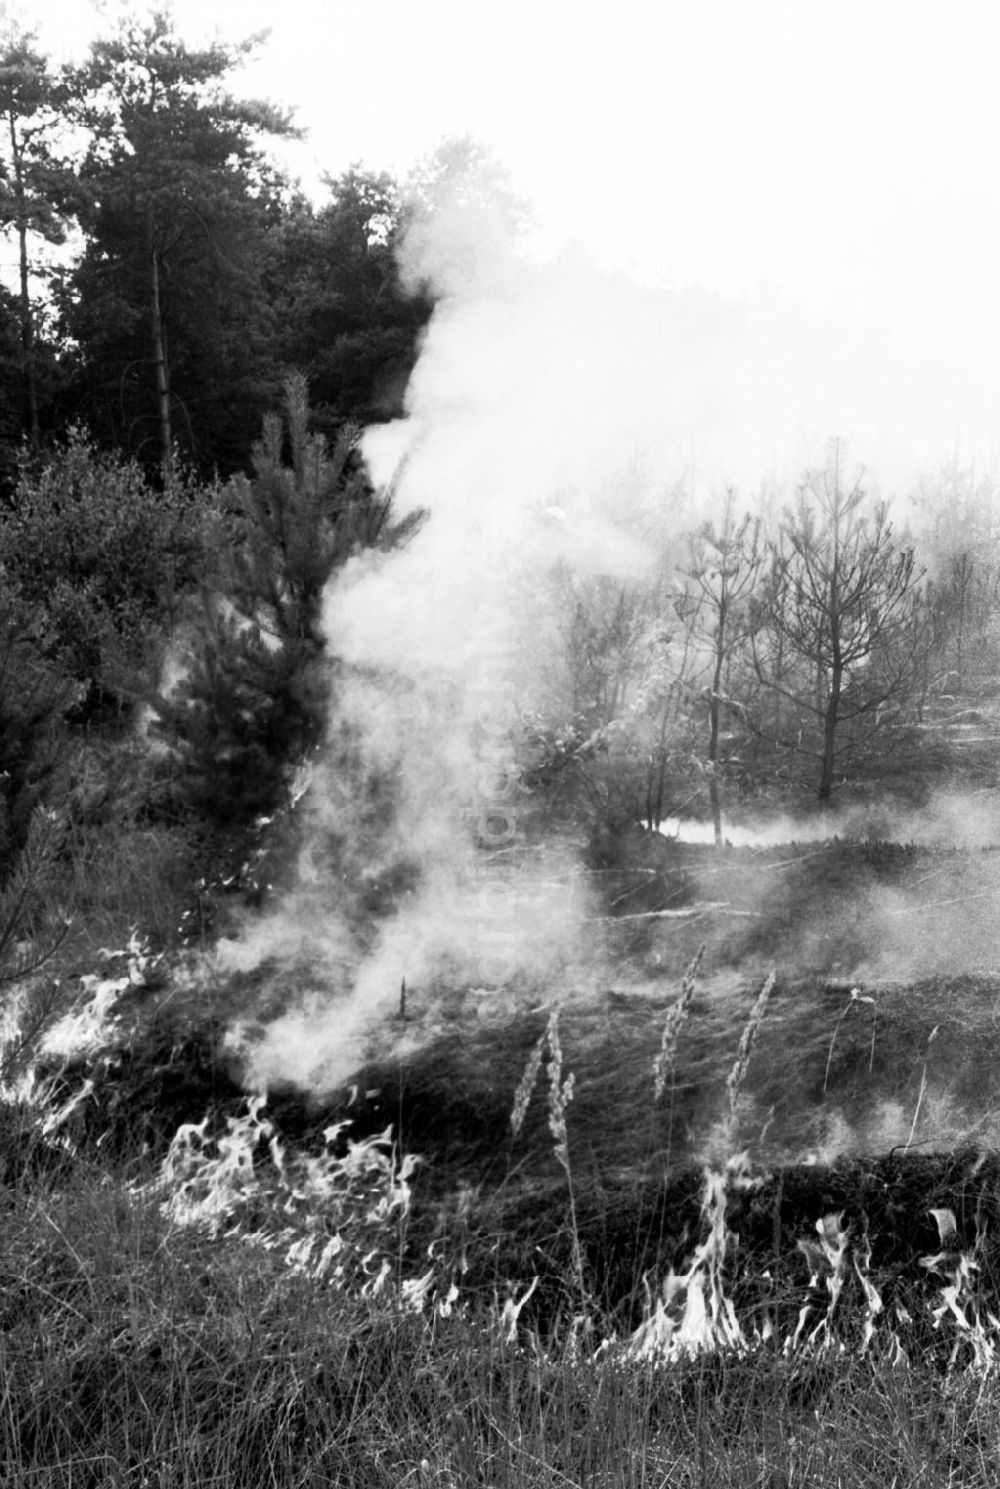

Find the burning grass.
xmin=3 ymin=1140 xmax=1000 ymax=1488
xmin=5 ymin=840 xmax=1000 ymax=1482
xmin=6 ymin=1106 xmax=1000 ymax=1485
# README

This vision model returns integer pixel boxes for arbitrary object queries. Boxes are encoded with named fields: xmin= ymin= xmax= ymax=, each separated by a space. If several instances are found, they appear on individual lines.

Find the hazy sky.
xmin=7 ymin=0 xmax=1000 ymax=490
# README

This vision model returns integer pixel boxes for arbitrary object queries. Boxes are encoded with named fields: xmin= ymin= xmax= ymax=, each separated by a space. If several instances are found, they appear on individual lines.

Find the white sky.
xmin=6 ymin=0 xmax=1000 ymax=490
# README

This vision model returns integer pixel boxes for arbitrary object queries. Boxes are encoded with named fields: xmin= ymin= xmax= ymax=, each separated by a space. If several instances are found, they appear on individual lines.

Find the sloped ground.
xmin=8 ymin=803 xmax=1000 ymax=1481
xmin=15 ymin=744 xmax=1000 ymax=1383
xmin=39 ymin=833 xmax=1000 ymax=1189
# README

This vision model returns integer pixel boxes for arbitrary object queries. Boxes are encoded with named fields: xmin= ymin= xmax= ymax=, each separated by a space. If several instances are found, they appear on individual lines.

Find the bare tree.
xmin=524 ymin=563 xmax=704 ymax=849
xmin=752 ymin=442 xmax=920 ymax=802
xmin=916 ymin=456 xmax=1000 ymax=690
xmin=680 ymin=490 xmax=762 ymax=842
xmin=557 ymin=572 xmax=650 ymax=731
xmin=530 ymin=569 xmax=662 ymax=838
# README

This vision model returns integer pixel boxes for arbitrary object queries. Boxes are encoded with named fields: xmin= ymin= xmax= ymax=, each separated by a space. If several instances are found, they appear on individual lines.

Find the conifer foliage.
xmin=153 ymin=376 xmax=414 ymax=830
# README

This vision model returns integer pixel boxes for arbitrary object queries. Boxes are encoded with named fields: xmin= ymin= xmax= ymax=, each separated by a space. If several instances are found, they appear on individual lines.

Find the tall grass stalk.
xmin=544 ymin=1008 xmax=587 ymax=1312
xmin=906 ymin=1023 xmax=939 ymax=1149
xmin=822 ymin=985 xmax=877 ymax=1097
xmin=723 ymin=965 xmax=776 ymax=1148
xmin=652 ymin=943 xmax=704 ymax=1102
xmin=510 ymin=1022 xmax=547 ymax=1139
xmin=510 ymin=1007 xmax=588 ymax=1315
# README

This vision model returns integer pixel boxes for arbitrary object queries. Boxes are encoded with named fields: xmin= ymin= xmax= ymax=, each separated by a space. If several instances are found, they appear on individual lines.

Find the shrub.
xmin=0 ymin=591 xmax=71 ymax=875
xmin=0 ymin=430 xmax=213 ymax=723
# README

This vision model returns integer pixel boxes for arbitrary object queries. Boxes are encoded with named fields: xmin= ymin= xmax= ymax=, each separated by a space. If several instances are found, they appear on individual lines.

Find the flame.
xmin=627 ymin=1157 xmax=753 ymax=1361
xmin=137 ymin=1095 xmax=442 ymax=1305
xmin=920 ymin=1206 xmax=1000 ymax=1374
xmin=616 ymin=1188 xmax=1000 ymax=1374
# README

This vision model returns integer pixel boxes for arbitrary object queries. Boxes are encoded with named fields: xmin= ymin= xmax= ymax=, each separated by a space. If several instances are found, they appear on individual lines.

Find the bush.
xmin=0 ymin=431 xmax=213 ymax=723
xmin=0 ymin=592 xmax=71 ymax=876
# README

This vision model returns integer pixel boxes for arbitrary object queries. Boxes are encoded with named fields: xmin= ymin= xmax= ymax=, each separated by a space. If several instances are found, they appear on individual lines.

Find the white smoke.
xmin=223 ymin=160 xmax=1000 ymax=1094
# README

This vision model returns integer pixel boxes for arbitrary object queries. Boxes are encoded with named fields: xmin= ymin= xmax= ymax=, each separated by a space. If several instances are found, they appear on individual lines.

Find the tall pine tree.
xmin=60 ymin=10 xmax=294 ymax=480
xmin=269 ymin=169 xmax=433 ymax=431
xmin=0 ymin=28 xmax=75 ymax=469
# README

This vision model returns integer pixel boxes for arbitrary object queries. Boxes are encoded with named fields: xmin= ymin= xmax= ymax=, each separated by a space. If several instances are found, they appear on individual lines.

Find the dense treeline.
xmin=0 ymin=12 xmax=431 ymax=487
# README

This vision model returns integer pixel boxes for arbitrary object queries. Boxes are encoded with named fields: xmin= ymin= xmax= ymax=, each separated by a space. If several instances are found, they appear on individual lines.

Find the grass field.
xmin=4 ymin=817 xmax=1000 ymax=1485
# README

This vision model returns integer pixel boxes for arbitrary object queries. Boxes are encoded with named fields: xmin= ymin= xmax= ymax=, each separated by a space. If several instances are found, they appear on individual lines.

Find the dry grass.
xmin=3 ymin=829 xmax=1000 ymax=1482
xmin=54 ymin=818 xmax=197 ymax=953
xmin=0 ymin=1163 xmax=999 ymax=1486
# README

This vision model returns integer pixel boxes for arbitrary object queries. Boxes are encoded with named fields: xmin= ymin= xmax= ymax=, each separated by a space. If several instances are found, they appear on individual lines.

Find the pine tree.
xmin=269 ymin=169 xmax=433 ymax=429
xmin=61 ymin=10 xmax=295 ymax=480
xmin=152 ymin=375 xmax=416 ymax=829
xmin=751 ymin=442 xmax=920 ymax=801
xmin=0 ymin=28 xmax=76 ymax=465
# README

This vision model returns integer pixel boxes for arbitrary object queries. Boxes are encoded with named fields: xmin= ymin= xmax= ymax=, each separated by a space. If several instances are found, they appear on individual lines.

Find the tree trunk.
xmin=818 ymin=665 xmax=842 ymax=802
xmin=708 ymin=630 xmax=725 ymax=845
xmin=17 ymin=208 xmax=38 ymax=456
xmin=148 ymin=213 xmax=173 ymax=482
xmin=954 ymin=553 xmax=970 ymax=686
xmin=819 ymin=515 xmax=843 ymax=803
xmin=7 ymin=115 xmax=38 ymax=454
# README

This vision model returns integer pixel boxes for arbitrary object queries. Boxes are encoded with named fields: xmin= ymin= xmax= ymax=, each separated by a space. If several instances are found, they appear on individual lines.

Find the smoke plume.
xmin=221 ymin=166 xmax=1000 ymax=1099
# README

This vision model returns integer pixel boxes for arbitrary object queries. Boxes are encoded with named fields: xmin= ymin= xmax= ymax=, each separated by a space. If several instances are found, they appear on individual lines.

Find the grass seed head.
xmin=653 ymin=943 xmax=705 ymax=1102
xmin=725 ymin=966 xmax=776 ymax=1124
xmin=510 ymin=1024 xmax=547 ymax=1138
xmin=543 ymin=1009 xmax=576 ymax=1170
